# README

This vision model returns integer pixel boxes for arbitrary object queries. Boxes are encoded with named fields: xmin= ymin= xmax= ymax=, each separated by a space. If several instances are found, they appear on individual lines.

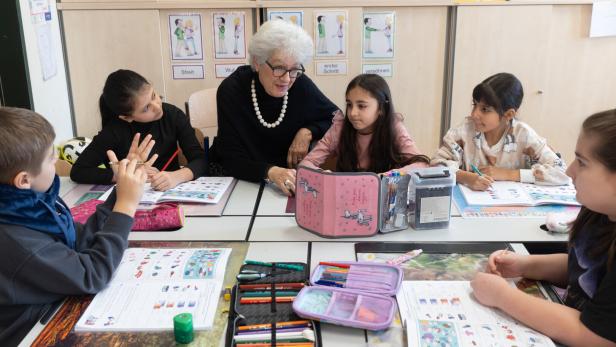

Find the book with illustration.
xmin=400 ymin=280 xmax=556 ymax=347
xmin=75 ymin=248 xmax=231 ymax=332
xmin=459 ymin=181 xmax=580 ymax=207
xmin=295 ymin=166 xmax=410 ymax=238
xmin=139 ymin=176 xmax=235 ymax=204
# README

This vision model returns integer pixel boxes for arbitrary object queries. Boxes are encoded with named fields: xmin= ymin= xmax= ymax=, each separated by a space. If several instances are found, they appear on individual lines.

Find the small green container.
xmin=173 ymin=312 xmax=194 ymax=344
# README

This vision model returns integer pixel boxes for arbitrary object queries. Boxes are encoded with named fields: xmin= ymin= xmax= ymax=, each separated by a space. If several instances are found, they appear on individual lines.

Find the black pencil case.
xmin=225 ymin=262 xmax=321 ymax=347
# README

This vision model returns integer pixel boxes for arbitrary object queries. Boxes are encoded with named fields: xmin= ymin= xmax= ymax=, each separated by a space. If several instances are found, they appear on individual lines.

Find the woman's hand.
xmin=470 ymin=272 xmax=513 ymax=308
xmin=485 ymin=250 xmax=528 ymax=278
xmin=478 ymin=166 xmax=520 ymax=181
xmin=287 ymin=128 xmax=312 ymax=168
xmin=267 ymin=166 xmax=296 ymax=196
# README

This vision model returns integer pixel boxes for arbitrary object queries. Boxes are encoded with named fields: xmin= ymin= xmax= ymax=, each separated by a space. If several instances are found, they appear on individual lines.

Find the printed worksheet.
xmin=459 ymin=182 xmax=579 ymax=207
xmin=401 ymin=281 xmax=556 ymax=347
xmin=75 ymin=248 xmax=231 ymax=332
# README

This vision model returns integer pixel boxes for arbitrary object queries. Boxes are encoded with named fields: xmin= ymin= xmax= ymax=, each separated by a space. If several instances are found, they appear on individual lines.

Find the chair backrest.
xmin=186 ymin=88 xmax=218 ymax=145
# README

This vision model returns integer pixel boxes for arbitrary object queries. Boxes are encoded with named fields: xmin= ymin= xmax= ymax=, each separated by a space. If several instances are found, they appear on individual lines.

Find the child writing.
xmin=71 ymin=69 xmax=207 ymax=190
xmin=300 ymin=74 xmax=429 ymax=174
xmin=431 ymin=72 xmax=568 ymax=191
xmin=471 ymin=109 xmax=616 ymax=346
xmin=0 ymin=107 xmax=148 ymax=346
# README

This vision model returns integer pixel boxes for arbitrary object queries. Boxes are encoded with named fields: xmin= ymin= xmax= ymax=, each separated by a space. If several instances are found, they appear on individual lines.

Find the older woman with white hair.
xmin=210 ymin=20 xmax=340 ymax=196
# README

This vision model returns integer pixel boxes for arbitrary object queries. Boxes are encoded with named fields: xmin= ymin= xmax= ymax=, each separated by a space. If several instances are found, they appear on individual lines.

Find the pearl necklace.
xmin=251 ymin=79 xmax=288 ymax=128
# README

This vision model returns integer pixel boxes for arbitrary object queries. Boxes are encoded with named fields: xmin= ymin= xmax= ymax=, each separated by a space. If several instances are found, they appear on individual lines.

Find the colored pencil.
xmin=318 ymin=262 xmax=350 ymax=268
xmin=240 ymin=297 xmax=295 ymax=304
xmin=238 ymin=320 xmax=311 ymax=331
xmin=160 ymin=147 xmax=180 ymax=171
xmin=242 ymin=291 xmax=299 ymax=297
xmin=239 ymin=283 xmax=305 ymax=291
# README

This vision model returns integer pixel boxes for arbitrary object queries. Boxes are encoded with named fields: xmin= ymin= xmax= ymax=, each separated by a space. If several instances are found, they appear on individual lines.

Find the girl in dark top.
xmin=210 ymin=19 xmax=340 ymax=196
xmin=71 ymin=70 xmax=206 ymax=190
xmin=471 ymin=109 xmax=616 ymax=346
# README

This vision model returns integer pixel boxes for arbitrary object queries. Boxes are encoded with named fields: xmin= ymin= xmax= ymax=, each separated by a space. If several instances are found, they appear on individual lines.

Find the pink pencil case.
xmin=292 ymin=261 xmax=402 ymax=331
xmin=71 ymin=199 xmax=184 ymax=231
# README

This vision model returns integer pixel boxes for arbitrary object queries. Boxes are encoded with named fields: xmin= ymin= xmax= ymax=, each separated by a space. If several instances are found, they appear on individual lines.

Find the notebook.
xmin=459 ymin=181 xmax=580 ymax=207
xmin=400 ymin=280 xmax=556 ymax=347
xmin=295 ymin=166 xmax=410 ymax=238
xmin=75 ymin=248 xmax=231 ymax=332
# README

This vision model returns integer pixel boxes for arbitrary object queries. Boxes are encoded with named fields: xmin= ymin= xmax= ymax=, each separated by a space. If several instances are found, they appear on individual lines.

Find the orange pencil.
xmin=160 ymin=148 xmax=180 ymax=171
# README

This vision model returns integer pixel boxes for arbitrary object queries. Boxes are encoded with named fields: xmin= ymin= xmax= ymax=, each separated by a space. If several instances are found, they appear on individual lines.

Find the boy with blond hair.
xmin=0 ymin=107 xmax=149 ymax=346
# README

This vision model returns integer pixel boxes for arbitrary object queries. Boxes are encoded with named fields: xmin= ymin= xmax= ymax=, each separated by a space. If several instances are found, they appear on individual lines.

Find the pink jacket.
xmin=300 ymin=113 xmax=428 ymax=173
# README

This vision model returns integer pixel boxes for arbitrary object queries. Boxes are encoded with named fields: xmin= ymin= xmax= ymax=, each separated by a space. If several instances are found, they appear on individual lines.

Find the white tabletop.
xmin=59 ymin=176 xmax=78 ymax=197
xmin=129 ymin=216 xmax=251 ymax=241
xmin=223 ymin=180 xmax=260 ymax=216
xmin=256 ymin=183 xmax=294 ymax=216
xmin=245 ymin=241 xmax=309 ymax=262
xmin=249 ymin=216 xmax=567 ymax=242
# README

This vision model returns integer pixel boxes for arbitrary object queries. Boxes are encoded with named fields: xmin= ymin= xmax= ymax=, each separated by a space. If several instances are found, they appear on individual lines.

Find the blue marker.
xmin=470 ymin=164 xmax=483 ymax=176
xmin=316 ymin=280 xmax=344 ymax=288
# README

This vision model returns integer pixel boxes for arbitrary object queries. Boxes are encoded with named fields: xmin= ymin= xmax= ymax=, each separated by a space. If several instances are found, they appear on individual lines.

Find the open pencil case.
xmin=225 ymin=262 xmax=321 ymax=347
xmin=292 ymin=261 xmax=403 ymax=331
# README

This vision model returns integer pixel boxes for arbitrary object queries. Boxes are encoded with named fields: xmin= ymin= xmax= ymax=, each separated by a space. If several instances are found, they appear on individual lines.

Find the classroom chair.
xmin=185 ymin=88 xmax=218 ymax=175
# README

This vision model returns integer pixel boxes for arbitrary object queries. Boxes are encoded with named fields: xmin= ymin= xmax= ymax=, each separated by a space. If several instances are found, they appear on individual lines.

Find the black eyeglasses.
xmin=264 ymin=61 xmax=305 ymax=79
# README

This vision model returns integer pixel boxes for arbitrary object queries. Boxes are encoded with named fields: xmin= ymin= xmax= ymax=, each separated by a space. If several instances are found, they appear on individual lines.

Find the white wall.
xmin=18 ymin=0 xmax=73 ymax=141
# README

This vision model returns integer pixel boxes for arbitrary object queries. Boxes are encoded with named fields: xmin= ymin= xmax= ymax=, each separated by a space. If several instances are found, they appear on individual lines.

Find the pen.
xmin=470 ymin=164 xmax=483 ymax=176
xmin=108 ymin=161 xmax=145 ymax=166
xmin=160 ymin=147 xmax=180 ymax=171
xmin=244 ymin=260 xmax=304 ymax=271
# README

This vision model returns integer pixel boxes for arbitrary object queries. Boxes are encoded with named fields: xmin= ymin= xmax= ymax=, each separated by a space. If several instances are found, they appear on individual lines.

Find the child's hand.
xmin=486 ymin=250 xmax=527 ymax=278
xmin=470 ymin=272 xmax=512 ymax=308
xmin=127 ymin=133 xmax=158 ymax=164
xmin=107 ymin=147 xmax=157 ymax=183
xmin=109 ymin=157 xmax=147 ymax=217
xmin=468 ymin=173 xmax=494 ymax=191
xmin=478 ymin=166 xmax=518 ymax=181
xmin=150 ymin=171 xmax=182 ymax=191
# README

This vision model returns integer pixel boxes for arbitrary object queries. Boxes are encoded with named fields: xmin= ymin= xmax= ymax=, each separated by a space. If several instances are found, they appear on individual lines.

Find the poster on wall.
xmin=362 ymin=12 xmax=395 ymax=59
xmin=169 ymin=14 xmax=203 ymax=61
xmin=314 ymin=10 xmax=347 ymax=58
xmin=213 ymin=12 xmax=246 ymax=59
xmin=267 ymin=10 xmax=303 ymax=28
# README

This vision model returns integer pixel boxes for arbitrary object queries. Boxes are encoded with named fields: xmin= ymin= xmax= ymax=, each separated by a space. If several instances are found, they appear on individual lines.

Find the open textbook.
xmin=75 ymin=248 xmax=231 ymax=332
xmin=99 ymin=176 xmax=235 ymax=205
xmin=459 ymin=181 xmax=580 ymax=207
xmin=400 ymin=281 xmax=555 ymax=347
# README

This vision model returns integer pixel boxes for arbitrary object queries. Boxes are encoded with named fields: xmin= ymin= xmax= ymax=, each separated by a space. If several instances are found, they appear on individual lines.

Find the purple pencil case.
xmin=292 ymin=261 xmax=402 ymax=331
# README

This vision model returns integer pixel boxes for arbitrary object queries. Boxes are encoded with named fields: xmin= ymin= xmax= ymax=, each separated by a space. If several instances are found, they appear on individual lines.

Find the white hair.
xmin=249 ymin=20 xmax=313 ymax=70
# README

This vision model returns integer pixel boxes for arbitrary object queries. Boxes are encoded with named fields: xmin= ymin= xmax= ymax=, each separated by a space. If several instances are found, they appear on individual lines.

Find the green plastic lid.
xmin=173 ymin=313 xmax=194 ymax=344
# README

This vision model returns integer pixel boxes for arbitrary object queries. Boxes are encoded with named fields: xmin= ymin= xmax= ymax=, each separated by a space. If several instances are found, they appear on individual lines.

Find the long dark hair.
xmin=472 ymin=72 xmax=524 ymax=117
xmin=99 ymin=69 xmax=149 ymax=127
xmin=336 ymin=74 xmax=429 ymax=173
xmin=570 ymin=109 xmax=616 ymax=271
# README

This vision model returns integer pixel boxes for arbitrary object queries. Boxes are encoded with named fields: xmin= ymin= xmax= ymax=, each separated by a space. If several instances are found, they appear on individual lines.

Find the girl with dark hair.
xmin=471 ymin=109 xmax=616 ymax=346
xmin=300 ymin=74 xmax=429 ymax=174
xmin=71 ymin=69 xmax=206 ymax=190
xmin=432 ymin=72 xmax=568 ymax=191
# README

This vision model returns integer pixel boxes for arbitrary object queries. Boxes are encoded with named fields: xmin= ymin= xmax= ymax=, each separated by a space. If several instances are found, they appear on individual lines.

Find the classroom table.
xmin=22 ymin=178 xmax=567 ymax=346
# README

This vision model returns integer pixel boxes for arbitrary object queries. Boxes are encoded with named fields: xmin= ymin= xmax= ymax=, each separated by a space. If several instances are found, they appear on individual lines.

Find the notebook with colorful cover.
xmin=295 ymin=166 xmax=410 ymax=238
